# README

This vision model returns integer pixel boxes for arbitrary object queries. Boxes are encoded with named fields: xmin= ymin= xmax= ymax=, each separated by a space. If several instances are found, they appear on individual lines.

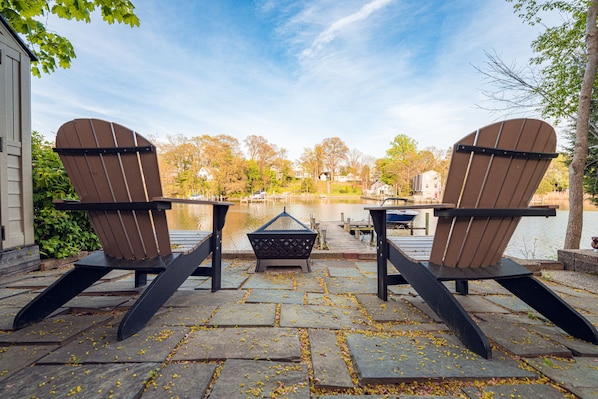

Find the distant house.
xmin=319 ymin=172 xmax=330 ymax=181
xmin=412 ymin=170 xmax=441 ymax=200
xmin=0 ymin=15 xmax=39 ymax=275
xmin=198 ymin=167 xmax=212 ymax=181
xmin=334 ymin=173 xmax=357 ymax=183
xmin=367 ymin=180 xmax=395 ymax=196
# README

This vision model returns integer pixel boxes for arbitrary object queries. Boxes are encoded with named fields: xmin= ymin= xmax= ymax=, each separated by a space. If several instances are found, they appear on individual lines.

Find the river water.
xmin=168 ymin=197 xmax=598 ymax=260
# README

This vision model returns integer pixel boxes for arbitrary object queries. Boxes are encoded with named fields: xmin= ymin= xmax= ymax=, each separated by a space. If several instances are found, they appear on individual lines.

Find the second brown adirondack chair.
xmin=14 ymin=119 xmax=232 ymax=340
xmin=367 ymin=118 xmax=598 ymax=359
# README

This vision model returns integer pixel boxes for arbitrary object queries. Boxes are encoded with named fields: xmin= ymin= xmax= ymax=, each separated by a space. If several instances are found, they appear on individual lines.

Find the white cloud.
xmin=301 ymin=0 xmax=394 ymax=58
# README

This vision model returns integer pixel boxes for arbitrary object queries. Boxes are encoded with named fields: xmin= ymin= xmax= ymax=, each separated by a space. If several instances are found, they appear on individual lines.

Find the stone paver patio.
xmin=0 ymin=258 xmax=596 ymax=398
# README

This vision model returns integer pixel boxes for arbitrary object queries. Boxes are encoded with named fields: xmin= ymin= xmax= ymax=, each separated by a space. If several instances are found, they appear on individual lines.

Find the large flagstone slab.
xmin=454 ymin=295 xmax=509 ymax=313
xmin=532 ymin=325 xmax=598 ymax=356
xmin=65 ymin=295 xmax=133 ymax=310
xmin=0 ymin=314 xmax=112 ymax=345
xmin=140 ymin=362 xmax=217 ymax=399
xmin=328 ymin=266 xmax=364 ymax=278
xmin=307 ymin=293 xmax=358 ymax=308
xmin=173 ymin=327 xmax=300 ymax=361
xmin=0 ymin=288 xmax=29 ymax=300
xmin=556 ymin=294 xmax=598 ymax=314
xmin=402 ymin=296 xmax=443 ymax=322
xmin=196 ymin=273 xmax=248 ymax=290
xmin=164 ymin=289 xmax=245 ymax=307
xmin=295 ymin=273 xmax=326 ymax=293
xmin=145 ymin=305 xmax=218 ymax=327
xmin=38 ymin=324 xmax=187 ymax=364
xmin=0 ymin=345 xmax=57 ymax=382
xmin=354 ymin=261 xmax=377 ymax=274
xmin=477 ymin=315 xmax=572 ymax=357
xmin=483 ymin=294 xmax=537 ymax=313
xmin=208 ymin=359 xmax=309 ymax=399
xmin=0 ymin=306 xmax=19 ymax=330
xmin=355 ymin=293 xmax=430 ymax=323
xmin=466 ymin=279 xmax=512 ymax=295
xmin=346 ymin=332 xmax=535 ymax=383
xmin=81 ymin=278 xmax=145 ymax=295
xmin=279 ymin=304 xmax=369 ymax=330
xmin=462 ymin=383 xmax=569 ymax=399
xmin=209 ymin=303 xmax=277 ymax=327
xmin=242 ymin=273 xmax=295 ymax=290
xmin=0 ymin=362 xmax=159 ymax=399
xmin=308 ymin=328 xmax=353 ymax=388
xmin=524 ymin=357 xmax=598 ymax=399
xmin=245 ymin=289 xmax=305 ymax=304
xmin=388 ymin=284 xmax=418 ymax=296
xmin=0 ymin=292 xmax=38 ymax=307
xmin=324 ymin=276 xmax=377 ymax=295
xmin=4 ymin=276 xmax=61 ymax=289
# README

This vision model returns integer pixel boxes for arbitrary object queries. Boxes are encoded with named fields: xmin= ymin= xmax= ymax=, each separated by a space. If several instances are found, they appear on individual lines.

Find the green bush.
xmin=32 ymin=132 xmax=100 ymax=258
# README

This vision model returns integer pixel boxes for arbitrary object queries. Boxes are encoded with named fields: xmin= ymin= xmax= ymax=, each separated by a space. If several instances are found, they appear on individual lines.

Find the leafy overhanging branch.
xmin=0 ymin=0 xmax=139 ymax=77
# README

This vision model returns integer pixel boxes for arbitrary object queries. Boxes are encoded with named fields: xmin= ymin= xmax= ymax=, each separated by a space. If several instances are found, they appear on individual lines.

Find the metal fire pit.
xmin=247 ymin=208 xmax=317 ymax=272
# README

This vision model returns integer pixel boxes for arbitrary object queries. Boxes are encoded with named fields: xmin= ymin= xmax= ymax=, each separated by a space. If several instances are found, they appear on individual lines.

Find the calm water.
xmin=168 ymin=197 xmax=598 ymax=260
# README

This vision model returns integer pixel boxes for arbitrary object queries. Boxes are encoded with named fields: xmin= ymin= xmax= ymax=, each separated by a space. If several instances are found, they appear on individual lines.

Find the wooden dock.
xmin=313 ymin=221 xmax=374 ymax=254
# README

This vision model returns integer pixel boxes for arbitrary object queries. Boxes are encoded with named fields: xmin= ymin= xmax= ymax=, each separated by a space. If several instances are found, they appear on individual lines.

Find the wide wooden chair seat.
xmin=14 ymin=119 xmax=232 ymax=340
xmin=367 ymin=118 xmax=598 ymax=359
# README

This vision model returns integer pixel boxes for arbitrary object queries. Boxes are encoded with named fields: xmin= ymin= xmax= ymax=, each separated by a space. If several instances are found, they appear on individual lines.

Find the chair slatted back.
xmin=56 ymin=119 xmax=172 ymax=259
xmin=430 ymin=119 xmax=556 ymax=268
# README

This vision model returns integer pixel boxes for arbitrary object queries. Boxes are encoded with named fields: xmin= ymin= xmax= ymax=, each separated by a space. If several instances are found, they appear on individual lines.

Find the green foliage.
xmin=386 ymin=134 xmax=418 ymax=159
xmin=32 ymin=132 xmax=100 ymax=258
xmin=507 ymin=0 xmax=596 ymax=122
xmin=0 ymin=0 xmax=139 ymax=76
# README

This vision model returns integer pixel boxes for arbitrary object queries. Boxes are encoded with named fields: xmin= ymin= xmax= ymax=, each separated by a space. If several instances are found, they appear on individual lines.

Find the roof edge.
xmin=0 ymin=12 xmax=39 ymax=61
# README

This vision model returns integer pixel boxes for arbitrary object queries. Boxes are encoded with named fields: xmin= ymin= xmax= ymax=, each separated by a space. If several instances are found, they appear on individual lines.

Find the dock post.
xmin=425 ymin=212 xmax=429 ymax=235
xmin=320 ymin=225 xmax=327 ymax=249
xmin=341 ymin=212 xmax=345 ymax=222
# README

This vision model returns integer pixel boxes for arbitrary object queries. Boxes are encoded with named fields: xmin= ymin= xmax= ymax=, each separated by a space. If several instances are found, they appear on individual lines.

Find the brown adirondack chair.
xmin=14 ymin=119 xmax=232 ymax=340
xmin=367 ymin=118 xmax=598 ymax=359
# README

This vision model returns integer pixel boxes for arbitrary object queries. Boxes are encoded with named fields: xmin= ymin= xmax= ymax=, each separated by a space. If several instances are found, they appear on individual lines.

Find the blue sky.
xmin=30 ymin=0 xmax=544 ymax=161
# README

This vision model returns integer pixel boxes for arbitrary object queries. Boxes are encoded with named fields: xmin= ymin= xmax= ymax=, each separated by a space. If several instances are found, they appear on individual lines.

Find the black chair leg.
xmin=388 ymin=250 xmax=492 ymax=359
xmin=455 ymin=280 xmax=469 ymax=295
xmin=498 ymin=276 xmax=598 ymax=343
xmin=117 ymin=244 xmax=211 ymax=340
xmin=135 ymin=271 xmax=148 ymax=287
xmin=13 ymin=267 xmax=110 ymax=330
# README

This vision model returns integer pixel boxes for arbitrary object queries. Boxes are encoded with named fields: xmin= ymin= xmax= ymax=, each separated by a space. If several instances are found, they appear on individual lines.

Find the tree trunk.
xmin=565 ymin=0 xmax=598 ymax=249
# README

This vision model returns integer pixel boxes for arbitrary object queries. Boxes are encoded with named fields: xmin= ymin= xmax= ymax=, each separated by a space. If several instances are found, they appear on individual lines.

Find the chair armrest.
xmin=434 ymin=207 xmax=556 ymax=218
xmin=53 ymin=199 xmax=172 ymax=211
xmin=365 ymin=203 xmax=456 ymax=211
xmin=152 ymin=197 xmax=234 ymax=206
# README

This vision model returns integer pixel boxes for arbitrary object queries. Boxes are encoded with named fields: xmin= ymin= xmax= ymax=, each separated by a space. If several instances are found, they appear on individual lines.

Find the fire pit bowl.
xmin=247 ymin=208 xmax=317 ymax=272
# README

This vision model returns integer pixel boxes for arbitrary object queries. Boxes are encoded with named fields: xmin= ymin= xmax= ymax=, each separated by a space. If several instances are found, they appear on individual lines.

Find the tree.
xmin=244 ymin=135 xmax=277 ymax=192
xmin=320 ymin=137 xmax=349 ymax=182
xmin=0 ymin=1 xmax=139 ymax=77
xmin=199 ymin=134 xmax=246 ymax=196
xmin=378 ymin=134 xmax=423 ymax=196
xmin=300 ymin=145 xmax=323 ymax=183
xmin=479 ymin=0 xmax=598 ymax=249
